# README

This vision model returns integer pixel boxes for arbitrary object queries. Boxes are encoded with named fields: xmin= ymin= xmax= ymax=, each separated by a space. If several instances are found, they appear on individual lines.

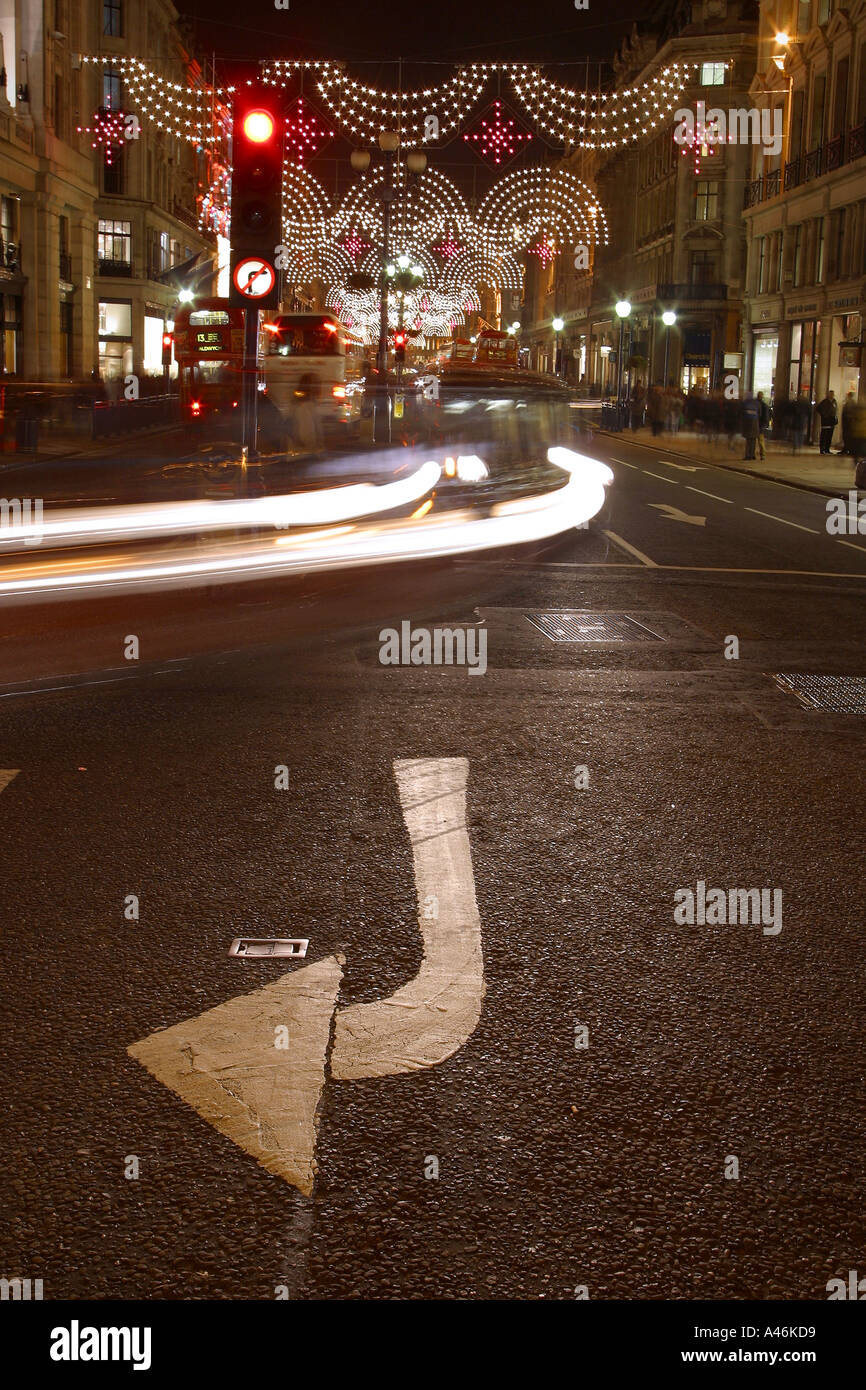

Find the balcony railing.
xmin=744 ymin=177 xmax=763 ymax=208
xmin=803 ymin=145 xmax=822 ymax=182
xmin=784 ymin=157 xmax=801 ymax=191
xmin=825 ymin=135 xmax=843 ymax=171
xmin=98 ymin=258 xmax=133 ymax=277
xmin=657 ymin=282 xmax=728 ymax=302
xmin=748 ymin=122 xmax=865 ymax=209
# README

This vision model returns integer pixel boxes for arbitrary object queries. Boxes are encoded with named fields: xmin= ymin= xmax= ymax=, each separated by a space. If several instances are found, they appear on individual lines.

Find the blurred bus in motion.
xmin=172 ymin=299 xmax=246 ymax=425
xmin=262 ymin=312 xmax=356 ymax=446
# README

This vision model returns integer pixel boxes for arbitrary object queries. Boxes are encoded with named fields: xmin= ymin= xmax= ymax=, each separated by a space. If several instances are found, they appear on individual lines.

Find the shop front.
xmin=681 ymin=327 xmax=712 ymax=392
xmin=751 ymin=329 xmax=779 ymax=399
xmin=787 ymin=316 xmax=820 ymax=401
xmin=826 ymin=300 xmax=862 ymax=404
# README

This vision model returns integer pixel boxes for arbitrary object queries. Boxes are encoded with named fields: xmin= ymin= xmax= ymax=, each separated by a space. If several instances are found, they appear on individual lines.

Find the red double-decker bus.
xmin=171 ymin=299 xmax=246 ymax=422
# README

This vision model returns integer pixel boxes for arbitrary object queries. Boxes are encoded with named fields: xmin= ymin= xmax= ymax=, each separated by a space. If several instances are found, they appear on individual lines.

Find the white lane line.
xmin=0 ymin=770 xmax=19 ymax=793
xmin=744 ymin=507 xmax=818 ymax=534
xmin=644 ymin=471 xmax=680 ymax=485
xmin=331 ymin=757 xmax=485 ymax=1079
xmin=685 ymin=486 xmax=734 ymax=504
xmin=130 ymin=956 xmax=344 ymax=1197
xmin=608 ymin=457 xmax=638 ymax=469
xmin=836 ymin=539 xmax=866 ymax=553
xmin=602 ymin=529 xmax=658 ymax=567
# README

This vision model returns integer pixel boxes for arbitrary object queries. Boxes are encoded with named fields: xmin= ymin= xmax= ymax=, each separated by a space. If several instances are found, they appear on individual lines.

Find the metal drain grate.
xmin=229 ymin=938 xmax=309 ymax=959
xmin=773 ymin=674 xmax=866 ymax=714
xmin=525 ymin=612 xmax=663 ymax=643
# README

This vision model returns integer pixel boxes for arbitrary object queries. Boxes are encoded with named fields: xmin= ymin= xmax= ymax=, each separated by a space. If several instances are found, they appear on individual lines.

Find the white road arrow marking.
xmin=0 ymin=770 xmax=19 ymax=793
xmin=129 ymin=956 xmax=343 ymax=1196
xmin=128 ymin=756 xmax=485 ymax=1193
xmin=647 ymin=502 xmax=707 ymax=527
xmin=331 ymin=757 xmax=484 ymax=1079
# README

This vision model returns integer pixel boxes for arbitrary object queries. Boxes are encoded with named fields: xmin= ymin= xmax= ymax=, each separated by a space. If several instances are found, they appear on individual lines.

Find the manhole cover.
xmin=229 ymin=938 xmax=309 ymax=959
xmin=525 ymin=612 xmax=663 ymax=643
xmin=773 ymin=674 xmax=866 ymax=713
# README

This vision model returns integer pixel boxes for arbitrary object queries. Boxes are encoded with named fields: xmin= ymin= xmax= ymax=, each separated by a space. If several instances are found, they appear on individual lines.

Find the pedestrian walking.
xmin=816 ymin=390 xmax=838 ymax=454
xmin=741 ymin=392 xmax=759 ymax=459
xmin=756 ymin=391 xmax=770 ymax=461
xmin=840 ymin=391 xmax=858 ymax=455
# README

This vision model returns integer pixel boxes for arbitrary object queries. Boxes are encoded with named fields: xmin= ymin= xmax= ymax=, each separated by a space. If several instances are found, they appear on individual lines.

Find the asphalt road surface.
xmin=1 ymin=431 xmax=865 ymax=1301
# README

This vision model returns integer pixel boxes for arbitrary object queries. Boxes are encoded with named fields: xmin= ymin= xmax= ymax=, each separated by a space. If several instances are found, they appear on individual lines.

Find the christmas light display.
xmin=431 ymin=230 xmax=464 ymax=262
xmin=76 ymin=107 xmax=129 ymax=164
xmin=284 ymin=94 xmax=335 ymax=162
xmin=463 ymin=99 xmax=531 ymax=167
xmin=477 ymin=167 xmax=608 ymax=261
xmin=82 ymin=55 xmax=719 ymax=156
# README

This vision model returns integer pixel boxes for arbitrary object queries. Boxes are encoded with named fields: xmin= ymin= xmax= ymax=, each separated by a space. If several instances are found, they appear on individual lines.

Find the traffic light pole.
xmin=241 ymin=306 xmax=259 ymax=464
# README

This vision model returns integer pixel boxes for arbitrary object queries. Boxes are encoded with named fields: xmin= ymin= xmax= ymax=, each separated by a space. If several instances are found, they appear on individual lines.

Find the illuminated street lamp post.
xmin=662 ymin=309 xmax=677 ymax=387
xmin=350 ymin=135 xmax=427 ymax=441
xmin=552 ymin=317 xmax=565 ymax=378
xmin=615 ymin=299 xmax=631 ymax=429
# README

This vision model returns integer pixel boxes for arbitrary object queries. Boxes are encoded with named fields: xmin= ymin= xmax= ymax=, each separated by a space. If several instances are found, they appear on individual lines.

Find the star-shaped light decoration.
xmin=77 ymin=107 xmax=129 ymax=165
xmin=463 ymin=99 xmax=532 ymax=168
xmin=527 ymin=238 xmax=556 ymax=266
xmin=431 ymin=230 xmax=464 ymax=261
xmin=284 ymin=94 xmax=335 ymax=163
xmin=340 ymin=227 xmax=372 ymax=263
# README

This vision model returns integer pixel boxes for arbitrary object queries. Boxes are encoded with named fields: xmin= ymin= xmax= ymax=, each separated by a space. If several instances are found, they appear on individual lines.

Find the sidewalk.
xmin=594 ymin=424 xmax=858 ymax=497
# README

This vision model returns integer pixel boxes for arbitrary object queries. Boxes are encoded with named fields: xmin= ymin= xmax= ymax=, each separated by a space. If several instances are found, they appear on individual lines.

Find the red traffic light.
xmin=162 ymin=332 xmax=172 ymax=347
xmin=242 ymin=109 xmax=276 ymax=143
xmin=394 ymin=331 xmax=408 ymax=347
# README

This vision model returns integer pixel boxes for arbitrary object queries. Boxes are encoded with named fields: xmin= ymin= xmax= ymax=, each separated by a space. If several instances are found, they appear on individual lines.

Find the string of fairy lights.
xmin=80 ymin=55 xmax=719 ymax=152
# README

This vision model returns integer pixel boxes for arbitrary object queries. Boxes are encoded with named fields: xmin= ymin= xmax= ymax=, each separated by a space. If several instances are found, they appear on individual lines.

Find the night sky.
xmin=176 ymin=0 xmax=644 ymax=72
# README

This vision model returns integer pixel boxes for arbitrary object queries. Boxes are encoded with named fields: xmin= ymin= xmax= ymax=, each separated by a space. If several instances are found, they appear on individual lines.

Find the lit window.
xmin=700 ymin=62 xmax=725 ymax=87
xmin=98 ymin=219 xmax=131 ymax=264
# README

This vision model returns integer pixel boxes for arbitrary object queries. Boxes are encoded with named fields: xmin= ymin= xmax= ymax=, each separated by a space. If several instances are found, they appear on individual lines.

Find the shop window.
xmin=0 ymin=294 xmax=21 ymax=374
xmin=98 ymin=300 xmax=132 ymax=337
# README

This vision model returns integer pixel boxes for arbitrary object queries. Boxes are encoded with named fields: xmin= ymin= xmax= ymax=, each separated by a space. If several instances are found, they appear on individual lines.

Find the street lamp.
xmin=350 ymin=132 xmax=428 ymax=440
xmin=552 ymin=317 xmax=565 ymax=378
xmin=615 ymin=299 xmax=631 ymax=428
xmin=661 ymin=309 xmax=677 ymax=387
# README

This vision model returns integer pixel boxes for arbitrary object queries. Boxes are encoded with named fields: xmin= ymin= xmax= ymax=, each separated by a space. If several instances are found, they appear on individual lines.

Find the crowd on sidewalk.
xmin=622 ymin=381 xmax=866 ymax=480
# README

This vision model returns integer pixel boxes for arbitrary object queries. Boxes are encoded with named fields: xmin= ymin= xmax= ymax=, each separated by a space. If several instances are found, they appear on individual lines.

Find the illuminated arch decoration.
xmin=477 ymin=167 xmax=608 ymax=264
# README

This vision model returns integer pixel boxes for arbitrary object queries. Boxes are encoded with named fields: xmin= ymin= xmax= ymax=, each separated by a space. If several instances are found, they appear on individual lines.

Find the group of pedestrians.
xmin=624 ymin=380 xmax=866 ymax=466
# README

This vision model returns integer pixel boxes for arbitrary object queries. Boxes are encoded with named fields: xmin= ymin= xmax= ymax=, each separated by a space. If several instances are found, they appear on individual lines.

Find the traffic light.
xmin=229 ymin=85 xmax=284 ymax=310
xmin=394 ymin=329 xmax=408 ymax=366
xmin=161 ymin=331 xmax=172 ymax=368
